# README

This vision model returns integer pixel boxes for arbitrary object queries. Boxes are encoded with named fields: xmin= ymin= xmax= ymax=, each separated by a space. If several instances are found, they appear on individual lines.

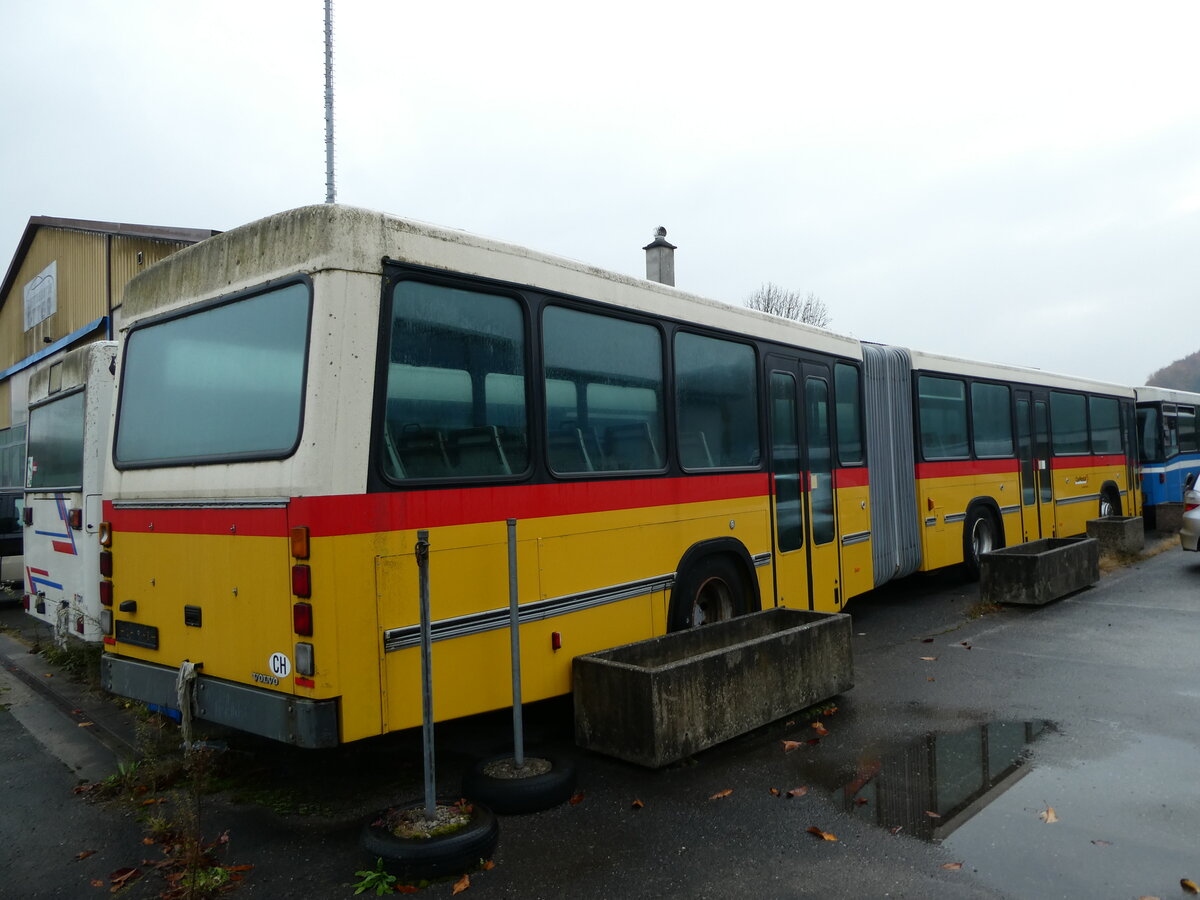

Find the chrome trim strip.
xmin=752 ymin=552 xmax=772 ymax=568
xmin=383 ymin=572 xmax=676 ymax=652
xmin=944 ymin=512 xmax=966 ymax=524
xmin=111 ymin=497 xmax=290 ymax=509
xmin=1000 ymin=505 xmax=1021 ymax=515
xmin=841 ymin=531 xmax=871 ymax=546
xmin=924 ymin=517 xmax=937 ymax=527
xmin=1055 ymin=493 xmax=1101 ymax=506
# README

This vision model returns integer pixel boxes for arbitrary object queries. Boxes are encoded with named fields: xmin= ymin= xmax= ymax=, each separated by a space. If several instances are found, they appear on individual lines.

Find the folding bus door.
xmin=767 ymin=357 xmax=841 ymax=613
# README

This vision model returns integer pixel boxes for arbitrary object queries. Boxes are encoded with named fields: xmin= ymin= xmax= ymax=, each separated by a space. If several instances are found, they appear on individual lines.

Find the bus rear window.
xmin=115 ymin=282 xmax=310 ymax=466
xmin=27 ymin=391 xmax=85 ymax=488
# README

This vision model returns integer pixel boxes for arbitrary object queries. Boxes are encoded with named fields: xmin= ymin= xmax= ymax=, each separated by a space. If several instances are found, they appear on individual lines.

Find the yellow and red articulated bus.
xmin=98 ymin=206 xmax=1139 ymax=747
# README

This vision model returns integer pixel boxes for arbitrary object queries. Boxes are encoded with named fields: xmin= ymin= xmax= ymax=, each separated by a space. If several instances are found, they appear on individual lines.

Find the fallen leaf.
xmin=76 ymin=850 xmax=98 ymax=861
xmin=811 ymin=722 xmax=829 ymax=736
xmin=921 ymin=637 xmax=934 ymax=643
xmin=961 ymin=641 xmax=972 ymax=650
xmin=709 ymin=789 xmax=733 ymax=800
xmin=140 ymin=798 xmax=166 ymax=806
xmin=1039 ymin=805 xmax=1059 ymax=823
xmin=925 ymin=810 xmax=941 ymax=818
xmin=43 ymin=673 xmax=53 ymax=678
xmin=225 ymin=865 xmax=254 ymax=872
xmin=782 ymin=740 xmax=804 ymax=752
xmin=569 ymin=792 xmax=584 ymax=805
xmin=927 ymin=677 xmax=936 ymax=682
xmin=920 ymin=656 xmax=937 ymax=661
xmin=631 ymin=798 xmax=644 ymax=809
xmin=452 ymin=874 xmax=470 ymax=894
xmin=108 ymin=867 xmax=142 ymax=890
xmin=395 ymin=887 xmax=420 ymax=895
xmin=1182 ymin=879 xmax=1199 ymax=895
xmin=91 ymin=879 xmax=104 ymax=888
xmin=785 ymin=720 xmax=796 ymax=726
xmin=1091 ymin=839 xmax=1112 ymax=847
xmin=482 ymin=860 xmax=496 ymax=871
xmin=141 ymin=837 xmax=155 ymax=845
xmin=787 ymin=787 xmax=808 ymax=798
xmin=889 ymin=825 xmax=904 ymax=835
xmin=769 ymin=788 xmax=781 ymax=797
xmin=854 ymin=797 xmax=869 ymax=806
xmin=806 ymin=826 xmax=838 ymax=842
xmin=78 ymin=721 xmax=94 ymax=728
xmin=942 ymin=862 xmax=963 ymax=870
xmin=806 ymin=738 xmax=821 ymax=746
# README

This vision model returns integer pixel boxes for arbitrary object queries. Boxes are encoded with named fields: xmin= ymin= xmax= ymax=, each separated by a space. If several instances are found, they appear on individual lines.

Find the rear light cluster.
xmin=291 ymin=526 xmax=315 ymax=685
xmin=99 ymin=522 xmax=114 ymax=642
xmin=1186 ymin=490 xmax=1200 ymax=512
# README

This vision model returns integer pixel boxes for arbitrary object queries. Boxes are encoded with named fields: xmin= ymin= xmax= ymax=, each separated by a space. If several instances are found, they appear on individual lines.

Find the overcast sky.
xmin=4 ymin=1 xmax=1199 ymax=387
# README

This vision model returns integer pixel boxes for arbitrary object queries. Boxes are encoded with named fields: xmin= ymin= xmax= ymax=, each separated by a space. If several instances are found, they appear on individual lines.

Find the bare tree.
xmin=745 ymin=283 xmax=830 ymax=328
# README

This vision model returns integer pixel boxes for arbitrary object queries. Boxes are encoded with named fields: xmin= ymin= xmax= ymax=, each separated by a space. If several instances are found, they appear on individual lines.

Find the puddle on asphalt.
xmin=816 ymin=720 xmax=1200 ymax=898
xmin=832 ymin=719 xmax=1048 ymax=842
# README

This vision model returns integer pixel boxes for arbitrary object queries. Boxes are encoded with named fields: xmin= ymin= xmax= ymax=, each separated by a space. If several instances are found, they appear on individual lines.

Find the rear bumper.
xmin=101 ymin=654 xmax=340 ymax=748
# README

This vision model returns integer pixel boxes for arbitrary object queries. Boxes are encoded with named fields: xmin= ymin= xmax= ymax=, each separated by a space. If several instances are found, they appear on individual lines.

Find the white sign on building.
xmin=24 ymin=260 xmax=57 ymax=331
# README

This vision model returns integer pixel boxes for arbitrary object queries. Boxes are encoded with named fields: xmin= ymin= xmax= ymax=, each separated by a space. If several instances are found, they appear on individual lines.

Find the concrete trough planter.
xmin=1086 ymin=516 xmax=1145 ymax=555
xmin=572 ymin=608 xmax=853 ymax=768
xmin=980 ymin=537 xmax=1099 ymax=607
xmin=1150 ymin=502 xmax=1184 ymax=533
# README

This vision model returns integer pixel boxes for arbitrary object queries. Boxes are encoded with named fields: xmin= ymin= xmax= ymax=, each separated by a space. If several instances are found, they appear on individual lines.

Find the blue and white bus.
xmin=1135 ymin=386 xmax=1200 ymax=529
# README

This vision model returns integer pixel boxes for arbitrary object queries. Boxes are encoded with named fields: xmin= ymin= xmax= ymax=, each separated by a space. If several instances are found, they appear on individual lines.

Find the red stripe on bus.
xmin=104 ymin=472 xmax=773 ymax=538
xmin=914 ymin=459 xmax=1020 ymax=479
xmin=834 ymin=467 xmax=869 ymax=488
xmin=1050 ymin=454 xmax=1127 ymax=469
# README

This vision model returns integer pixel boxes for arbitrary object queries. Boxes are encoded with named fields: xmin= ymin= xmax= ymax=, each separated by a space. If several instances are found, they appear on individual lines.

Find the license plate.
xmin=115 ymin=620 xmax=159 ymax=650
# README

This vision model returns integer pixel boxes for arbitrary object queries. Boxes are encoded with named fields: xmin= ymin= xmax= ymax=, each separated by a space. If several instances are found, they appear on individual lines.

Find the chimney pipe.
xmin=643 ymin=226 xmax=677 ymax=286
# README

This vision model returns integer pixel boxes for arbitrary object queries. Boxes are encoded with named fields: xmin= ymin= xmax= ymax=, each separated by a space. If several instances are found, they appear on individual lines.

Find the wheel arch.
xmin=964 ymin=496 xmax=1007 ymax=550
xmin=1099 ymin=480 xmax=1122 ymax=515
xmin=668 ymin=538 xmax=762 ymax=622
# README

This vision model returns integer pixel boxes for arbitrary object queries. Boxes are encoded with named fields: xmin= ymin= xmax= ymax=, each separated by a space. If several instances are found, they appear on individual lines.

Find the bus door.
xmin=767 ymin=358 xmax=841 ymax=613
xmin=1015 ymin=390 xmax=1055 ymax=540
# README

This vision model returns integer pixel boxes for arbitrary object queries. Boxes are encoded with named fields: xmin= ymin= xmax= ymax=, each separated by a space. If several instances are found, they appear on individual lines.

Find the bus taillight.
xmin=293 ymin=601 xmax=313 ymax=636
xmin=99 ymin=581 xmax=113 ymax=607
xmin=292 ymin=565 xmax=311 ymax=598
xmin=68 ymin=508 xmax=83 ymax=530
xmin=295 ymin=642 xmax=314 ymax=678
xmin=99 ymin=551 xmax=113 ymax=578
xmin=290 ymin=526 xmax=310 ymax=559
xmin=98 ymin=521 xmax=112 ymax=547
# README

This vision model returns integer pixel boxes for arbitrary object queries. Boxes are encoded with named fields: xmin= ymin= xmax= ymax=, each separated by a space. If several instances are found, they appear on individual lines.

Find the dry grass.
xmin=1099 ymin=533 xmax=1176 ymax=575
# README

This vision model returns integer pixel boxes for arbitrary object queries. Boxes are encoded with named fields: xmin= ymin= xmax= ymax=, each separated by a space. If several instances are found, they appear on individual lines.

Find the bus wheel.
xmin=669 ymin=555 xmax=746 ymax=630
xmin=360 ymin=799 xmax=499 ymax=879
xmin=461 ymin=750 xmax=577 ymax=815
xmin=962 ymin=508 xmax=998 ymax=581
xmin=1099 ymin=488 xmax=1120 ymax=518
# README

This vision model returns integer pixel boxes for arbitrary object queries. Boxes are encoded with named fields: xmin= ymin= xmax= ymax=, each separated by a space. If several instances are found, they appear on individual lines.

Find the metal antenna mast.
xmin=324 ymin=0 xmax=336 ymax=203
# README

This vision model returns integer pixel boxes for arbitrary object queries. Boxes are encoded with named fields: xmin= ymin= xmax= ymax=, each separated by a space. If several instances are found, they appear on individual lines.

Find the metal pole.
xmin=323 ymin=0 xmax=336 ymax=204
xmin=507 ymin=519 xmax=524 ymax=767
xmin=416 ymin=530 xmax=435 ymax=819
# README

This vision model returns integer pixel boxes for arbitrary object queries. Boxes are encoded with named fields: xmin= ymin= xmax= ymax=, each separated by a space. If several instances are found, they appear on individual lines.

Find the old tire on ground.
xmin=461 ymin=751 xmax=577 ymax=815
xmin=360 ymin=800 xmax=499 ymax=878
xmin=669 ymin=554 xmax=748 ymax=631
xmin=962 ymin=507 xmax=1000 ymax=581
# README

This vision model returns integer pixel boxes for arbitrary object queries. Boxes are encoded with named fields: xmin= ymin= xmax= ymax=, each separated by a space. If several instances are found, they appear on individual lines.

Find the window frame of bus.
xmin=916 ymin=373 xmax=970 ymax=461
xmin=26 ymin=386 xmax=86 ymax=491
xmin=833 ymin=361 xmax=865 ymax=469
xmin=673 ymin=328 xmax=760 ymax=473
xmin=111 ymin=274 xmax=314 ymax=470
xmin=377 ymin=274 xmax=534 ymax=485
xmin=969 ymin=380 xmax=1014 ymax=459
xmin=542 ymin=301 xmax=668 ymax=477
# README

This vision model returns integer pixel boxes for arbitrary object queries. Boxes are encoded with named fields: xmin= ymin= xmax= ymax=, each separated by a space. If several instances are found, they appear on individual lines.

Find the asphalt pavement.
xmin=1 ymin=535 xmax=1198 ymax=899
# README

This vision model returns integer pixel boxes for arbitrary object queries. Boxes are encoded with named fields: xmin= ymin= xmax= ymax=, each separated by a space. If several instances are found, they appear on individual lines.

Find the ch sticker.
xmin=268 ymin=652 xmax=292 ymax=678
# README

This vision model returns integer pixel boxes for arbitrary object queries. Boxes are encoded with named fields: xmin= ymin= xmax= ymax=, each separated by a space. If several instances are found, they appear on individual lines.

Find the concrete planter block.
xmin=572 ymin=608 xmax=853 ymax=768
xmin=980 ymin=537 xmax=1099 ymax=607
xmin=1151 ymin=503 xmax=1184 ymax=533
xmin=1086 ymin=516 xmax=1145 ymax=555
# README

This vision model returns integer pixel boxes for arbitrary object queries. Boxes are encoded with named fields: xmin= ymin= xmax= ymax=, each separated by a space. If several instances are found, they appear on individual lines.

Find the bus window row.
xmin=382 ymin=279 xmax=863 ymax=482
xmin=917 ymin=374 xmax=1125 ymax=463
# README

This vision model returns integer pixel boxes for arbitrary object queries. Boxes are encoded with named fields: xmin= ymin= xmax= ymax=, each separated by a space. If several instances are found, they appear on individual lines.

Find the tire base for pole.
xmin=461 ymin=751 xmax=578 ymax=815
xmin=360 ymin=800 xmax=499 ymax=879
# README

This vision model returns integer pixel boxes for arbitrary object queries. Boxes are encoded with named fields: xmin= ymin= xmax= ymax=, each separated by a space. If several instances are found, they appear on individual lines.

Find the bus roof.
xmin=121 ymin=204 xmax=862 ymax=361
xmin=906 ymin=346 xmax=1135 ymax=397
xmin=1134 ymin=385 xmax=1200 ymax=405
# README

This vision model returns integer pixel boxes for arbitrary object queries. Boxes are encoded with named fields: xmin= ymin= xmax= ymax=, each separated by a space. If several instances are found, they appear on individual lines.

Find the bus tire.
xmin=962 ymin=506 xmax=1000 ymax=581
xmin=461 ymin=751 xmax=577 ymax=815
xmin=669 ymin=554 xmax=748 ymax=631
xmin=360 ymin=800 xmax=499 ymax=878
xmin=1099 ymin=486 xmax=1121 ymax=518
